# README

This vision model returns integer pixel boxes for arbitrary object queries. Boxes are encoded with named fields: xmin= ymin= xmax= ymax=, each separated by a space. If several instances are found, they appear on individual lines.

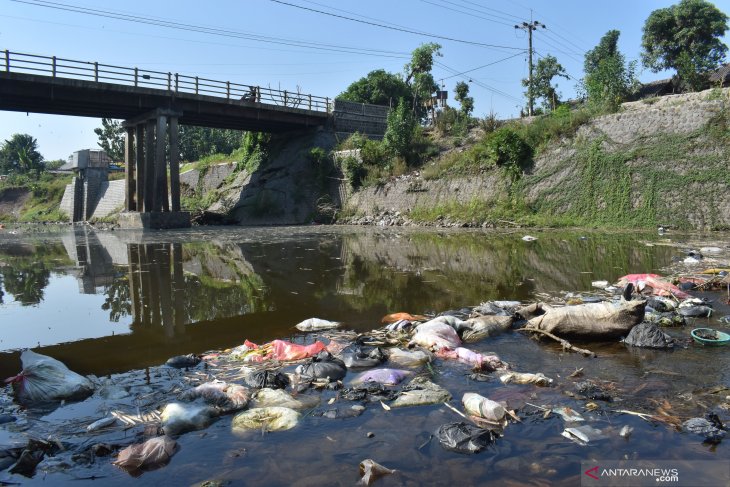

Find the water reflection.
xmin=0 ymin=227 xmax=682 ymax=377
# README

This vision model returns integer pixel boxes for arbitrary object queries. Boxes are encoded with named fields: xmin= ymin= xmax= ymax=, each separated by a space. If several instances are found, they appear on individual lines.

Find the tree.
xmin=178 ymin=126 xmax=244 ymax=162
xmin=0 ymin=133 xmax=44 ymax=176
xmin=582 ymin=30 xmax=638 ymax=111
xmin=454 ymin=81 xmax=474 ymax=117
xmin=522 ymin=55 xmax=569 ymax=111
xmin=642 ymin=0 xmax=729 ymax=91
xmin=94 ymin=118 xmax=125 ymax=162
xmin=404 ymin=43 xmax=442 ymax=117
xmin=383 ymin=98 xmax=417 ymax=159
xmin=338 ymin=69 xmax=412 ymax=107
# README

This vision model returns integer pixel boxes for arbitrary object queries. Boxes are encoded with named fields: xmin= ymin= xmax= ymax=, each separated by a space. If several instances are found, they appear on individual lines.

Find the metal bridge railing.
xmin=2 ymin=50 xmax=331 ymax=113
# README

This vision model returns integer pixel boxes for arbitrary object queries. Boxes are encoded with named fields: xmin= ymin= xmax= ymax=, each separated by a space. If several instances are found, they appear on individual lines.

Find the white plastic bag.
xmin=6 ymin=351 xmax=93 ymax=404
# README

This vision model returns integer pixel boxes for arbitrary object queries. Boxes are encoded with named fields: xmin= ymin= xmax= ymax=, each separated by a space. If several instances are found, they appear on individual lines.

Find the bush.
xmin=383 ymin=98 xmax=416 ymax=158
xmin=434 ymin=107 xmax=469 ymax=137
xmin=484 ymin=127 xmax=532 ymax=180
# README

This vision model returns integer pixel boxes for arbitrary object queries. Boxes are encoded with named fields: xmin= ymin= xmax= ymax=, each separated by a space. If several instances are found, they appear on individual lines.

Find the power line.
xmin=435 ymin=61 xmax=522 ymax=103
xmin=454 ymin=0 xmax=524 ymax=23
xmin=439 ymin=52 xmax=526 ymax=80
xmin=12 ymin=0 xmax=413 ymax=59
xmin=420 ymin=0 xmax=515 ymax=27
xmin=268 ymin=0 xmax=523 ymax=51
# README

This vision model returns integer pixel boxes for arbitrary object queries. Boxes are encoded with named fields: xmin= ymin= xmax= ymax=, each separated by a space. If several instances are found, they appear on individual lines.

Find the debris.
xmin=245 ymin=370 xmax=290 ymax=390
xmin=499 ymin=372 xmax=553 ymax=386
xmin=551 ymin=407 xmax=584 ymax=422
xmin=351 ymin=368 xmax=411 ymax=386
xmin=160 ymin=403 xmax=218 ymax=436
xmin=232 ymin=407 xmax=300 ymax=432
xmin=358 ymin=459 xmax=395 ymax=486
xmin=523 ymin=301 xmax=645 ymax=339
xmin=387 ymin=348 xmax=432 ymax=367
xmin=113 ymin=436 xmax=177 ymax=474
xmin=562 ymin=425 xmax=604 ymax=445
xmin=522 ymin=235 xmax=538 ymax=242
xmin=617 ymin=274 xmax=691 ymax=299
xmin=86 ymin=416 xmax=117 ymax=432
xmin=575 ymin=381 xmax=613 ymax=402
xmin=682 ymin=418 xmax=726 ymax=443
xmin=462 ymin=393 xmax=506 ymax=422
xmin=390 ymin=377 xmax=451 ymax=408
xmin=5 ymin=350 xmax=94 ymax=404
xmin=179 ymin=381 xmax=250 ymax=413
xmin=252 ymin=388 xmax=320 ymax=410
xmin=622 ymin=322 xmax=675 ymax=349
xmin=341 ymin=346 xmax=387 ymax=369
xmin=460 ymin=315 xmax=513 ymax=342
xmin=381 ymin=312 xmax=427 ymax=324
xmin=408 ymin=320 xmax=462 ymax=350
xmin=165 ymin=354 xmax=201 ymax=369
xmin=294 ymin=318 xmax=340 ymax=331
xmin=619 ymin=425 xmax=633 ymax=438
xmin=436 ymin=422 xmax=496 ymax=454
xmin=518 ymin=328 xmax=597 ymax=357
xmin=296 ymin=351 xmax=347 ymax=381
xmin=436 ymin=347 xmax=506 ymax=370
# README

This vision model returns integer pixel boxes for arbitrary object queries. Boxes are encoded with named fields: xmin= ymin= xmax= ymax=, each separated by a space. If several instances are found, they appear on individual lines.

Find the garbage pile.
xmin=0 ymin=249 xmax=728 ymax=481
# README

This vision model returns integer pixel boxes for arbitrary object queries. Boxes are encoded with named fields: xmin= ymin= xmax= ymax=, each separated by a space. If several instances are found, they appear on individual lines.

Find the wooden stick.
xmin=518 ymin=328 xmax=597 ymax=357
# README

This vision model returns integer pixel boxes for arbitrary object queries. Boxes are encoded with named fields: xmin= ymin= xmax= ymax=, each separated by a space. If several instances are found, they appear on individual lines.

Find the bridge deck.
xmin=0 ymin=71 xmax=329 ymax=131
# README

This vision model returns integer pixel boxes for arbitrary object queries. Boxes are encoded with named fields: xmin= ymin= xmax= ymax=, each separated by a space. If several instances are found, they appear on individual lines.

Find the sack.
xmin=408 ymin=320 xmax=462 ymax=350
xmin=461 ymin=315 xmax=513 ymax=342
xmin=113 ymin=436 xmax=177 ymax=473
xmin=6 ymin=351 xmax=93 ymax=404
xmin=525 ymin=301 xmax=645 ymax=338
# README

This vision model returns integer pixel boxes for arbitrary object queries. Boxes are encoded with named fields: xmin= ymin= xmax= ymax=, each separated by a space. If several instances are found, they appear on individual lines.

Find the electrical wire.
xmin=268 ymin=0 xmax=523 ymax=51
xmin=11 ymin=0 xmax=413 ymax=58
xmin=439 ymin=52 xmax=526 ymax=80
xmin=420 ymin=0 xmax=515 ymax=27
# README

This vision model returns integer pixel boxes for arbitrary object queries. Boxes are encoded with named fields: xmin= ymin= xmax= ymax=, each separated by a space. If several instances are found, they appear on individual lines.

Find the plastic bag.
xmin=252 ymin=388 xmax=320 ymax=410
xmin=245 ymin=370 xmax=290 ymax=390
xmin=461 ymin=315 xmax=513 ymax=342
xmin=232 ymin=407 xmax=300 ymax=432
xmin=462 ymin=393 xmax=506 ymax=422
xmin=408 ymin=320 xmax=462 ymax=350
xmin=381 ymin=312 xmax=427 ymax=324
xmin=160 ymin=403 xmax=218 ymax=436
xmin=268 ymin=340 xmax=327 ymax=361
xmin=387 ymin=348 xmax=432 ymax=367
xmin=295 ymin=351 xmax=347 ymax=381
xmin=113 ymin=436 xmax=177 ymax=473
xmin=341 ymin=346 xmax=387 ymax=369
xmin=351 ymin=368 xmax=411 ymax=386
xmin=294 ymin=318 xmax=340 ymax=331
xmin=621 ymin=322 xmax=674 ymax=349
xmin=358 ymin=459 xmax=396 ymax=486
xmin=617 ymin=274 xmax=691 ymax=299
xmin=436 ymin=422 xmax=495 ymax=454
xmin=6 ymin=350 xmax=94 ymax=404
xmin=499 ymin=372 xmax=553 ymax=386
xmin=164 ymin=354 xmax=200 ymax=369
xmin=390 ymin=377 xmax=451 ymax=408
xmin=178 ymin=381 xmax=250 ymax=413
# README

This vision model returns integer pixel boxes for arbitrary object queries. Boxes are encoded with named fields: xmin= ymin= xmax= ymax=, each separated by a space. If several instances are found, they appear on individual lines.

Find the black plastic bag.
xmin=622 ymin=322 xmax=674 ymax=349
xmin=245 ymin=370 xmax=290 ymax=389
xmin=436 ymin=422 xmax=495 ymax=454
xmin=165 ymin=354 xmax=201 ymax=369
xmin=296 ymin=351 xmax=346 ymax=381
xmin=341 ymin=346 xmax=387 ymax=369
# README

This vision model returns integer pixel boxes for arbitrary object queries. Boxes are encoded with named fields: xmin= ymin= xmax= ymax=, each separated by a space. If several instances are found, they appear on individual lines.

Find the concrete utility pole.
xmin=515 ymin=18 xmax=546 ymax=116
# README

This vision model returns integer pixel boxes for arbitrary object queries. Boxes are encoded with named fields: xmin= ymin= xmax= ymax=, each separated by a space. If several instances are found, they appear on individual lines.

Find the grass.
xmin=0 ymin=173 xmax=73 ymax=222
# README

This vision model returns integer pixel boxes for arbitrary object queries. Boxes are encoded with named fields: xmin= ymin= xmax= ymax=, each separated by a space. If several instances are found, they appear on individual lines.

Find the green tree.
xmin=582 ymin=30 xmax=638 ymax=111
xmin=1 ymin=263 xmax=50 ymax=305
xmin=383 ymin=98 xmax=417 ymax=159
xmin=454 ymin=81 xmax=474 ymax=117
xmin=404 ymin=43 xmax=442 ymax=116
xmin=522 ymin=55 xmax=569 ymax=111
xmin=0 ymin=133 xmax=44 ymax=176
xmin=338 ymin=69 xmax=412 ymax=106
xmin=641 ymin=0 xmax=729 ymax=91
xmin=94 ymin=118 xmax=125 ymax=162
xmin=178 ymin=126 xmax=244 ymax=162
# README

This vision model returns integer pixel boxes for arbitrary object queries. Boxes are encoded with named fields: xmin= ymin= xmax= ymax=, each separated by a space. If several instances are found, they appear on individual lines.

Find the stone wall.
xmin=332 ymin=99 xmax=389 ymax=138
xmin=180 ymin=162 xmax=236 ymax=195
xmin=59 ymin=176 xmax=125 ymax=221
xmin=343 ymin=87 xmax=730 ymax=230
xmin=91 ymin=179 xmax=125 ymax=218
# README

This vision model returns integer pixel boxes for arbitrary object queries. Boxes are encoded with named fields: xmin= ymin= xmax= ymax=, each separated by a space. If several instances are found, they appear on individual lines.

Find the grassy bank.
xmin=0 ymin=173 xmax=72 ymax=222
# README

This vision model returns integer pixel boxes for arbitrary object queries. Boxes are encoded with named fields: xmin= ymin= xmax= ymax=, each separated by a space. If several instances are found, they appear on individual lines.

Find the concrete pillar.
xmin=144 ymin=120 xmax=155 ymax=212
xmin=169 ymin=117 xmax=181 ymax=212
xmin=135 ymin=124 xmax=145 ymax=212
xmin=153 ymin=115 xmax=167 ymax=212
xmin=124 ymin=127 xmax=136 ymax=211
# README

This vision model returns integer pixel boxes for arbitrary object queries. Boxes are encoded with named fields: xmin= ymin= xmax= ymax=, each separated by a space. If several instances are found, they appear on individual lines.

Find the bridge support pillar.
xmin=121 ymin=108 xmax=190 ymax=229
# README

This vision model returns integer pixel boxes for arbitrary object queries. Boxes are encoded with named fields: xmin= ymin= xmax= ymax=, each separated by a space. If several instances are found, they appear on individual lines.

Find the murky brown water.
xmin=0 ymin=226 xmax=728 ymax=486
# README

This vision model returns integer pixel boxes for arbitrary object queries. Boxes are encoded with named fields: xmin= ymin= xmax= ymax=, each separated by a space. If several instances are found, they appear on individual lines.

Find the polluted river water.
xmin=0 ymin=225 xmax=728 ymax=486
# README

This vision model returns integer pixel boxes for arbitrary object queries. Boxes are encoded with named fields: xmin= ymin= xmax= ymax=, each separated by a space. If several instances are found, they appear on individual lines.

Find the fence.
xmin=2 ymin=50 xmax=330 ymax=112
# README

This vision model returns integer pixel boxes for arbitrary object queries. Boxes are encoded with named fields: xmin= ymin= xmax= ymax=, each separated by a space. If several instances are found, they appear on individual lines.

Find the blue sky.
xmin=1 ymin=0 xmax=729 ymax=160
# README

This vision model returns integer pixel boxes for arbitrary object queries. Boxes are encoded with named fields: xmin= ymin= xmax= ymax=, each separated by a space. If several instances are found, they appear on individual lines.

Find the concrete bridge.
xmin=0 ymin=50 xmax=337 ymax=227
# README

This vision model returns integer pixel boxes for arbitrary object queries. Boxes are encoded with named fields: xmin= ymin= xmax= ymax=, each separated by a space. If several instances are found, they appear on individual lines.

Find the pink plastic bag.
xmin=617 ymin=274 xmax=690 ymax=299
xmin=267 ymin=340 xmax=326 ymax=361
xmin=436 ymin=348 xmax=508 ymax=371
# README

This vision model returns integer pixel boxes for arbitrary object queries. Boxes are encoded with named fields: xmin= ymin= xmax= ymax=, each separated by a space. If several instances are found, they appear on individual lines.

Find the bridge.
xmin=0 ymin=50 xmax=334 ymax=227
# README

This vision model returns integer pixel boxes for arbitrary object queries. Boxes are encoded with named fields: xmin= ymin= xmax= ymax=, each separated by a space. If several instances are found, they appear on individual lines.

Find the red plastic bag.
xmin=267 ymin=340 xmax=326 ymax=361
xmin=617 ymin=274 xmax=690 ymax=299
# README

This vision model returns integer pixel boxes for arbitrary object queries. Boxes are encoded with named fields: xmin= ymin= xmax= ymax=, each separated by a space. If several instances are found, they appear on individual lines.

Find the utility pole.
xmin=515 ymin=18 xmax=546 ymax=116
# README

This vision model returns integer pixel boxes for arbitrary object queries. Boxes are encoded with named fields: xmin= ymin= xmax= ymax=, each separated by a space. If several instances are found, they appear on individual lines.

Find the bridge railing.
xmin=2 ymin=50 xmax=331 ymax=113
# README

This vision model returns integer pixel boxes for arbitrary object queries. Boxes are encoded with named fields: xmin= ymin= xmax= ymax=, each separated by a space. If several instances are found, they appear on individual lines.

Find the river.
xmin=0 ymin=226 xmax=728 ymax=485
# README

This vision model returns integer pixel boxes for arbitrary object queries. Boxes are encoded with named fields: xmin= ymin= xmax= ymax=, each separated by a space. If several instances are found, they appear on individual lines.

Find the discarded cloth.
xmin=113 ymin=436 xmax=177 ymax=473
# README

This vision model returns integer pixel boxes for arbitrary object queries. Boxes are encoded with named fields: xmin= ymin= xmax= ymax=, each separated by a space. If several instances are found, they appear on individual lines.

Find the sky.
xmin=1 ymin=0 xmax=729 ymax=160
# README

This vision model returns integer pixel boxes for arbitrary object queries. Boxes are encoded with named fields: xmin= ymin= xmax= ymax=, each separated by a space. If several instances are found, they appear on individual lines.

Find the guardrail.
xmin=2 ymin=50 xmax=331 ymax=113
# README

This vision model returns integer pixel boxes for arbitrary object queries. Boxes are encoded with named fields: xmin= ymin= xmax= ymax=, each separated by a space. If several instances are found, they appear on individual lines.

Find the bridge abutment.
xmin=121 ymin=109 xmax=190 ymax=229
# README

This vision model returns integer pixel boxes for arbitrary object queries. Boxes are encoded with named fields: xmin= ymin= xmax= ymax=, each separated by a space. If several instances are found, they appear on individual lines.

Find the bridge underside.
xmin=0 ymin=72 xmax=328 ymax=131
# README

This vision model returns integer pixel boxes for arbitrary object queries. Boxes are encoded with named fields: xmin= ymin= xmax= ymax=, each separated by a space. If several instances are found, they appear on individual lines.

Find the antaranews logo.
xmin=585 ymin=466 xmax=600 ymax=480
xmin=582 ymin=460 xmax=729 ymax=487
